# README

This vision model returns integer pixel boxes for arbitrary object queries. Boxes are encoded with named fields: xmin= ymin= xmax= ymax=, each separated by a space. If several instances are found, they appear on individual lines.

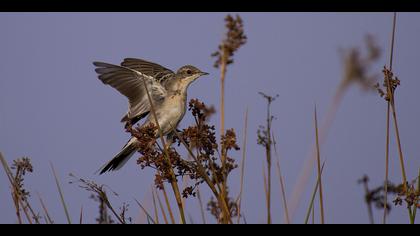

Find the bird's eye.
xmin=186 ymin=69 xmax=192 ymax=75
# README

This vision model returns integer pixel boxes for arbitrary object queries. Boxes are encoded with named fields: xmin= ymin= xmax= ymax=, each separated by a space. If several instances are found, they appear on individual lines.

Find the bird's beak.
xmin=200 ymin=72 xmax=209 ymax=76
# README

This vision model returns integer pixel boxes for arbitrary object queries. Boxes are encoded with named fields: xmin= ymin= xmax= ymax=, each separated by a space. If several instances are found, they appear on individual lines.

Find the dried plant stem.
xmin=383 ymin=102 xmax=391 ymax=224
xmin=102 ymin=194 xmax=125 ymax=224
xmin=8 ymin=175 xmax=23 ymax=224
xmin=314 ymin=106 xmax=325 ymax=224
xmin=180 ymin=175 xmax=189 ymax=217
xmin=390 ymin=102 xmax=408 ymax=190
xmin=387 ymin=12 xmax=408 ymax=193
xmin=196 ymin=187 xmax=207 ymax=224
xmin=79 ymin=205 xmax=83 ymax=224
xmin=25 ymin=200 xmax=41 ymax=224
xmin=11 ymin=160 xmax=39 ymax=224
xmin=258 ymin=93 xmax=275 ymax=224
xmin=155 ymin=189 xmax=169 ymax=224
xmin=10 ymin=190 xmax=24 ymax=224
xmin=304 ymin=162 xmax=325 ymax=224
xmin=206 ymin=154 xmax=233 ymax=224
xmin=21 ymin=202 xmax=33 ymax=224
xmin=322 ymin=83 xmax=347 ymax=146
xmin=37 ymin=192 xmax=53 ymax=224
xmin=411 ymin=168 xmax=420 ymax=223
xmin=387 ymin=12 xmax=412 ymax=224
xmin=0 ymin=152 xmax=32 ymax=224
xmin=383 ymin=12 xmax=397 ymax=225
xmin=13 ymin=197 xmax=23 ymax=224
xmin=262 ymin=160 xmax=269 ymax=220
xmin=161 ymin=184 xmax=176 ymax=224
xmin=206 ymin=157 xmax=233 ymax=223
xmin=219 ymin=48 xmax=229 ymax=224
xmin=213 ymin=15 xmax=246 ymax=223
xmin=289 ymin=84 xmax=346 ymax=220
xmin=220 ymin=48 xmax=227 ymax=158
xmin=162 ymin=156 xmax=185 ymax=223
xmin=50 ymin=162 xmax=72 ymax=224
xmin=389 ymin=13 xmax=397 ymax=73
xmin=151 ymin=187 xmax=159 ymax=224
xmin=362 ymin=178 xmax=375 ymax=224
xmin=1 ymin=157 xmax=40 ymax=224
xmin=272 ymin=134 xmax=290 ymax=224
xmin=382 ymin=12 xmax=411 ymax=223
xmin=311 ymin=203 xmax=315 ymax=224
xmin=236 ymin=108 xmax=249 ymax=224
xmin=265 ymin=137 xmax=272 ymax=224
xmin=276 ymin=156 xmax=290 ymax=224
xmin=141 ymin=77 xmax=186 ymax=224
xmin=134 ymin=198 xmax=156 ymax=224
xmin=169 ymin=124 xmax=232 ymax=223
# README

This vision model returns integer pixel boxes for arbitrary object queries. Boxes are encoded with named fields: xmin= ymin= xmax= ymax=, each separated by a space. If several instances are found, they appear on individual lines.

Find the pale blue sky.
xmin=1 ymin=13 xmax=420 ymax=224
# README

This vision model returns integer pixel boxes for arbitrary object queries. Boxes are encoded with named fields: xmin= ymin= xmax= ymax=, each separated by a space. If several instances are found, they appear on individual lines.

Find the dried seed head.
xmin=207 ymin=188 xmax=239 ymax=223
xmin=341 ymin=34 xmax=381 ymax=92
xmin=212 ymin=14 xmax=247 ymax=69
xmin=130 ymin=98 xmax=239 ymax=199
xmin=10 ymin=157 xmax=33 ymax=202
xmin=376 ymin=67 xmax=401 ymax=101
xmin=359 ymin=174 xmax=420 ymax=214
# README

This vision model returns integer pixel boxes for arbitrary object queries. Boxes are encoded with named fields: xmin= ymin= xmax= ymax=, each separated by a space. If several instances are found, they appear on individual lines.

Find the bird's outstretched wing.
xmin=93 ymin=61 xmax=167 ymax=124
xmin=121 ymin=58 xmax=175 ymax=84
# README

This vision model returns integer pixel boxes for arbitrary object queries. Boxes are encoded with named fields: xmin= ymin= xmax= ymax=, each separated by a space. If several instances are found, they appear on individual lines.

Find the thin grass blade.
xmin=50 ymin=162 xmax=72 ymax=224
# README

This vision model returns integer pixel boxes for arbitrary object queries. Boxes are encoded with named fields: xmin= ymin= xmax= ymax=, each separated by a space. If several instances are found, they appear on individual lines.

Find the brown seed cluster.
xmin=128 ymin=99 xmax=239 ymax=200
xmin=129 ymin=123 xmax=193 ymax=190
xmin=207 ymin=188 xmax=238 ymax=222
xmin=257 ymin=93 xmax=278 ymax=157
xmin=212 ymin=14 xmax=247 ymax=68
xmin=69 ymin=173 xmax=130 ymax=224
xmin=11 ymin=157 xmax=33 ymax=202
xmin=393 ymin=180 xmax=420 ymax=210
xmin=375 ymin=67 xmax=401 ymax=102
xmin=124 ymin=98 xmax=240 ymax=221
xmin=90 ymin=193 xmax=114 ymax=224
xmin=189 ymin=98 xmax=216 ymax=122
xmin=220 ymin=129 xmax=240 ymax=178
xmin=341 ymin=35 xmax=381 ymax=91
xmin=359 ymin=175 xmax=401 ymax=213
xmin=359 ymin=175 xmax=420 ymax=214
xmin=174 ymin=99 xmax=239 ymax=196
xmin=222 ymin=129 xmax=240 ymax=152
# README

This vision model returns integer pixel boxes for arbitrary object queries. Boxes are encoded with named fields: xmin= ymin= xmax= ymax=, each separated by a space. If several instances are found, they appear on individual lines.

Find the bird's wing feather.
xmin=93 ymin=61 xmax=167 ymax=122
xmin=121 ymin=58 xmax=175 ymax=84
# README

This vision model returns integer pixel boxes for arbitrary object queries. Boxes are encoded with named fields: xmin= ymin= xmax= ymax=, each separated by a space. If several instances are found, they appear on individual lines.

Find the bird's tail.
xmin=97 ymin=138 xmax=138 ymax=175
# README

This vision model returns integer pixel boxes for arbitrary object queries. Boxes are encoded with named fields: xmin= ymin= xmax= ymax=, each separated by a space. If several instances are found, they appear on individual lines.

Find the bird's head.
xmin=176 ymin=65 xmax=209 ymax=87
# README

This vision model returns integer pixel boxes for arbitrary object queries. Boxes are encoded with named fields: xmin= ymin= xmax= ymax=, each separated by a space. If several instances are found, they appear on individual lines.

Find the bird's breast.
xmin=152 ymin=94 xmax=187 ymax=134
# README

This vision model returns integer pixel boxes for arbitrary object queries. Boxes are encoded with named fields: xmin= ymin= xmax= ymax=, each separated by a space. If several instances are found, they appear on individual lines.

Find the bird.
xmin=93 ymin=58 xmax=209 ymax=174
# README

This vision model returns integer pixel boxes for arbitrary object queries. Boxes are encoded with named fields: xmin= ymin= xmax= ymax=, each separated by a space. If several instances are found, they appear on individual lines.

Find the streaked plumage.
xmin=93 ymin=58 xmax=208 ymax=174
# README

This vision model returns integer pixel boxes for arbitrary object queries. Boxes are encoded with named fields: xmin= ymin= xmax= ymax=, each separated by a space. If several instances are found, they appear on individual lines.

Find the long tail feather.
xmin=97 ymin=138 xmax=137 ymax=174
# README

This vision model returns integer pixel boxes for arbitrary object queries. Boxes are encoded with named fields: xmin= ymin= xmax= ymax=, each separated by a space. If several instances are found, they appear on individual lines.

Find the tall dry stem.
xmin=314 ymin=106 xmax=325 ymax=224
